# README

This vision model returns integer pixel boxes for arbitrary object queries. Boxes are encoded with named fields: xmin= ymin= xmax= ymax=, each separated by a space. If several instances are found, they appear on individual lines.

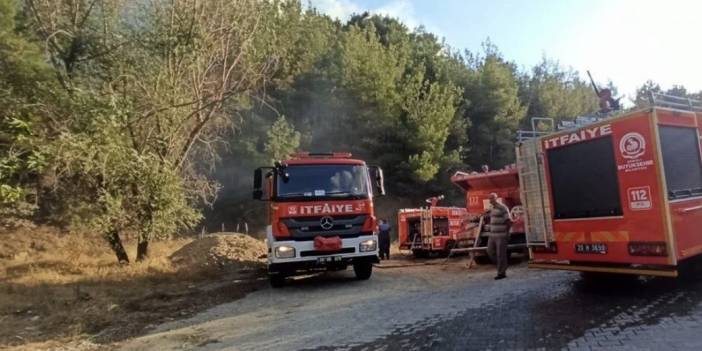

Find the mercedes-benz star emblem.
xmin=320 ymin=216 xmax=334 ymax=230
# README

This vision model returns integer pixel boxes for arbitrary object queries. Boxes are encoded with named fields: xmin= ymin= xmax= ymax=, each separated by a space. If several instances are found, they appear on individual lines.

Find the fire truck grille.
xmin=282 ymin=215 xmax=368 ymax=241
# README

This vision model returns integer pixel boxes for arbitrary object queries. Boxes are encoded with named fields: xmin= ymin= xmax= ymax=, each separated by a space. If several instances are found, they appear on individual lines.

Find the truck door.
xmin=517 ymin=139 xmax=554 ymax=246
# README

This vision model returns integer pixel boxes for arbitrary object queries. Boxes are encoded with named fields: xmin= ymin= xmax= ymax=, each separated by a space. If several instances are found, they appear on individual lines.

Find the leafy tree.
xmin=518 ymin=58 xmax=599 ymax=123
xmin=7 ymin=0 xmax=696 ymax=247
xmin=401 ymin=74 xmax=461 ymax=181
xmin=265 ymin=116 xmax=301 ymax=162
xmin=47 ymin=101 xmax=201 ymax=262
xmin=0 ymin=0 xmax=52 ymax=226
xmin=23 ymin=0 xmax=284 ymax=261
xmin=461 ymin=45 xmax=526 ymax=169
xmin=332 ymin=17 xmax=462 ymax=185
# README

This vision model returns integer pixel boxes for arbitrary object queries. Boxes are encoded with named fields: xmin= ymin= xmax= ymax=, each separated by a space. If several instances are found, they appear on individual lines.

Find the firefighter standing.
xmin=378 ymin=219 xmax=391 ymax=260
xmin=486 ymin=193 xmax=512 ymax=280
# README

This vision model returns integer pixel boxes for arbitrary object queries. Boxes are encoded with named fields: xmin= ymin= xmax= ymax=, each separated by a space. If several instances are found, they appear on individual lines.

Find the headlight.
xmin=359 ymin=239 xmax=377 ymax=252
xmin=274 ymin=246 xmax=296 ymax=258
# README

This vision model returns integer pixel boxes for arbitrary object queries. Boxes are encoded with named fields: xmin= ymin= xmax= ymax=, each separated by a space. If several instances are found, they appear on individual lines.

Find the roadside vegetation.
xmin=0 ymin=227 xmax=266 ymax=350
xmin=3 ymin=0 xmax=700 ymax=254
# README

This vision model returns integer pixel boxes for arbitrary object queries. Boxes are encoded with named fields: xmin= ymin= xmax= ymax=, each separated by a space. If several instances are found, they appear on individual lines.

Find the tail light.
xmin=532 ymin=243 xmax=558 ymax=254
xmin=628 ymin=242 xmax=667 ymax=256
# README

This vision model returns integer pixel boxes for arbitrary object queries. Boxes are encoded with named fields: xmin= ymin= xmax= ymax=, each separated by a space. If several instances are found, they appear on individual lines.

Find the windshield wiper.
xmin=325 ymin=191 xmax=351 ymax=196
xmin=326 ymin=191 xmax=366 ymax=198
xmin=277 ymin=192 xmax=312 ymax=198
xmin=278 ymin=191 xmax=365 ymax=199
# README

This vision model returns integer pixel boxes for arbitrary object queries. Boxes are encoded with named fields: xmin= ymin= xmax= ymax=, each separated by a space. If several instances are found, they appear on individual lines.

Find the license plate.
xmin=317 ymin=256 xmax=342 ymax=263
xmin=575 ymin=243 xmax=607 ymax=254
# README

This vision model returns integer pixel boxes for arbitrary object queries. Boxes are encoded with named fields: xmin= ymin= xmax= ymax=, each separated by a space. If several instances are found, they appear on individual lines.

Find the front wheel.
xmin=353 ymin=260 xmax=373 ymax=280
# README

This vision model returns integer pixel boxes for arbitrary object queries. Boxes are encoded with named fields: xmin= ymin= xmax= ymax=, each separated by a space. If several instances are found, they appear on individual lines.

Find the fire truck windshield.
xmin=276 ymin=164 xmax=369 ymax=200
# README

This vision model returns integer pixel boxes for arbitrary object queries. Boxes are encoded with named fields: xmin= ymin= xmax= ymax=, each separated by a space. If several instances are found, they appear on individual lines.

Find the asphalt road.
xmin=117 ymin=259 xmax=702 ymax=351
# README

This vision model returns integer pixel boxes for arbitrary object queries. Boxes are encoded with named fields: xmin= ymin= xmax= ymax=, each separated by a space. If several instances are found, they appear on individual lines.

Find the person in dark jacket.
xmin=486 ymin=193 xmax=512 ymax=280
xmin=378 ymin=219 xmax=391 ymax=260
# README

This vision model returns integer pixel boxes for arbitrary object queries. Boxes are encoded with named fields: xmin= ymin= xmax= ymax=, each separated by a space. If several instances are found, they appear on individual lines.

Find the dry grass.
xmin=0 ymin=227 xmax=266 ymax=350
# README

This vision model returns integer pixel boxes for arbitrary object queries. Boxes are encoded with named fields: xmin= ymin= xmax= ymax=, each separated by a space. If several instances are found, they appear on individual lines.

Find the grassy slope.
xmin=0 ymin=227 xmax=266 ymax=350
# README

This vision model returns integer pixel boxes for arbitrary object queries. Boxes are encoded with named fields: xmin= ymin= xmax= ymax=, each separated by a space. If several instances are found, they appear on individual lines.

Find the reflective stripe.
xmin=555 ymin=231 xmax=629 ymax=242
xmin=556 ymin=232 xmax=585 ymax=242
xmin=590 ymin=231 xmax=630 ymax=242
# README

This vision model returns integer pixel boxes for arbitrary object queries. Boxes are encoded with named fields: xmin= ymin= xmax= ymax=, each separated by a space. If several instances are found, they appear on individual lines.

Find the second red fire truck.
xmin=397 ymin=167 xmax=528 ymax=260
xmin=520 ymin=94 xmax=702 ymax=277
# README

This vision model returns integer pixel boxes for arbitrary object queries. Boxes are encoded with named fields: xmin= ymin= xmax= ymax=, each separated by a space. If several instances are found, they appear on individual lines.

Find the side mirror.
xmin=253 ymin=167 xmax=272 ymax=200
xmin=369 ymin=166 xmax=386 ymax=196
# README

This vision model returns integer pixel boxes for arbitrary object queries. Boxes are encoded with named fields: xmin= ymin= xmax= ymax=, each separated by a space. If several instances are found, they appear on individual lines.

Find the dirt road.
xmin=117 ymin=260 xmax=533 ymax=350
xmin=117 ymin=260 xmax=702 ymax=350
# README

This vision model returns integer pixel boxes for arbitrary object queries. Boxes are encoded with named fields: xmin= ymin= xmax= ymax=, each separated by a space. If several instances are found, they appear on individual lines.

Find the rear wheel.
xmin=353 ymin=260 xmax=373 ymax=280
xmin=269 ymin=273 xmax=286 ymax=288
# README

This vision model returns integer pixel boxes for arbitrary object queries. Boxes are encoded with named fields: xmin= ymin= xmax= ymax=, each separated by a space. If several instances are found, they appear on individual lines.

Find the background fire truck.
xmin=396 ymin=168 xmax=528 ymax=261
xmin=253 ymin=152 xmax=385 ymax=287
xmin=519 ymin=93 xmax=702 ymax=277
xmin=450 ymin=166 xmax=527 ymax=262
xmin=397 ymin=196 xmax=469 ymax=257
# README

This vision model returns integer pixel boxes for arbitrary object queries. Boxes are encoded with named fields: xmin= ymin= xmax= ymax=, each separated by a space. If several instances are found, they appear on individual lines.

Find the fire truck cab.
xmin=253 ymin=152 xmax=385 ymax=287
xmin=520 ymin=94 xmax=702 ymax=277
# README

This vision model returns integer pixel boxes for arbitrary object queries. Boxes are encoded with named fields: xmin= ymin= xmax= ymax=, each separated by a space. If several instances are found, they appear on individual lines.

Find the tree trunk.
xmin=106 ymin=229 xmax=129 ymax=264
xmin=136 ymin=240 xmax=149 ymax=261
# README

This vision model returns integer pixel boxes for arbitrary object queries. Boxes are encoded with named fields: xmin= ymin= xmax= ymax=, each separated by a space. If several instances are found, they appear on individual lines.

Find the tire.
xmin=353 ymin=260 xmax=373 ymax=280
xmin=269 ymin=274 xmax=286 ymax=288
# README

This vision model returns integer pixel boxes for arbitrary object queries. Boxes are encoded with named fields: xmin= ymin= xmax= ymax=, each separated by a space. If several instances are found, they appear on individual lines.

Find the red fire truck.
xmin=397 ymin=197 xmax=469 ymax=257
xmin=253 ymin=152 xmax=385 ymax=287
xmin=519 ymin=94 xmax=702 ymax=277
xmin=396 ymin=168 xmax=529 ymax=260
xmin=450 ymin=166 xmax=527 ymax=262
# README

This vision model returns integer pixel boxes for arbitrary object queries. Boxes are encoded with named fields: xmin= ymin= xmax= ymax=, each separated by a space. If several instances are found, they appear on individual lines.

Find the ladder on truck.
xmin=516 ymin=138 xmax=554 ymax=247
xmin=421 ymin=208 xmax=433 ymax=248
xmin=650 ymin=92 xmax=702 ymax=112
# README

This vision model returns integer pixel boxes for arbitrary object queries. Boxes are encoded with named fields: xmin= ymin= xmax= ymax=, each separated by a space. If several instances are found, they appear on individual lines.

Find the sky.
xmin=307 ymin=0 xmax=702 ymax=102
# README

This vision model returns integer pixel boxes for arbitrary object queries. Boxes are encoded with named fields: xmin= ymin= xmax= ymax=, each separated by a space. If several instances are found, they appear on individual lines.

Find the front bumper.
xmin=268 ymin=235 xmax=379 ymax=266
xmin=268 ymin=255 xmax=377 ymax=275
